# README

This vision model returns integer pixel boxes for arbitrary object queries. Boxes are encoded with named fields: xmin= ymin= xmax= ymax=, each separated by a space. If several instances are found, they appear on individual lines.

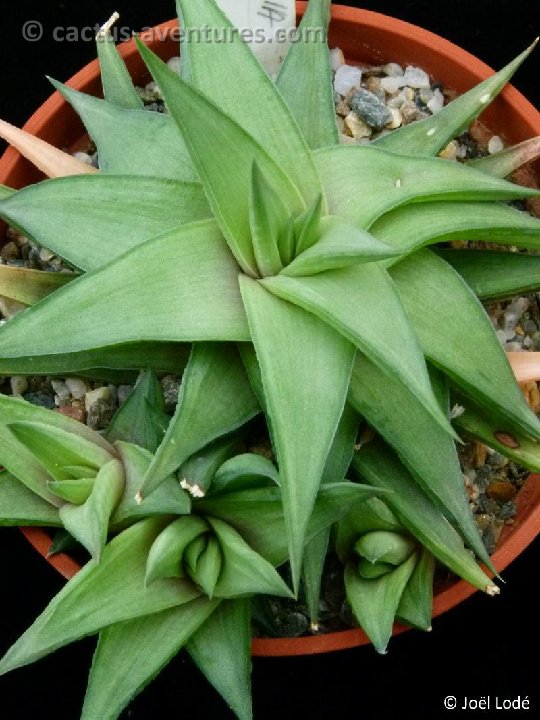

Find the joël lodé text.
xmin=457 ymin=696 xmax=530 ymax=711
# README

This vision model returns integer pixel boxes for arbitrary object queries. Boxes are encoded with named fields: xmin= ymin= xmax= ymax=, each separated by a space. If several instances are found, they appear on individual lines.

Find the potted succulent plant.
xmin=1 ymin=0 xmax=540 ymax=717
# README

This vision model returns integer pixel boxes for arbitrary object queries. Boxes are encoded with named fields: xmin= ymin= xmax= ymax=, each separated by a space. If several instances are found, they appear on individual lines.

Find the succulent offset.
xmin=1 ymin=0 xmax=540 ymax=717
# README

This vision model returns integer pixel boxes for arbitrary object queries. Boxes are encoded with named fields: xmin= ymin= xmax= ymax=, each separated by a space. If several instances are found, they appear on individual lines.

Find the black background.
xmin=0 ymin=1 xmax=539 ymax=718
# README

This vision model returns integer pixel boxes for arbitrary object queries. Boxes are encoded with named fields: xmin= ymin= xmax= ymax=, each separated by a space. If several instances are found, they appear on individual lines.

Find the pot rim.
xmin=2 ymin=3 xmax=540 ymax=658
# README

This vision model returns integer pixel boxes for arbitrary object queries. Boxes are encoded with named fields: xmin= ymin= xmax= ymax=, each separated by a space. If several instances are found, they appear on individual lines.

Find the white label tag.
xmin=216 ymin=0 xmax=296 ymax=77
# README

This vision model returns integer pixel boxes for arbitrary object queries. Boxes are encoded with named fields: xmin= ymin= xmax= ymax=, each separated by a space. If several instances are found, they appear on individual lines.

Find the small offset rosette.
xmin=336 ymin=497 xmax=436 ymax=653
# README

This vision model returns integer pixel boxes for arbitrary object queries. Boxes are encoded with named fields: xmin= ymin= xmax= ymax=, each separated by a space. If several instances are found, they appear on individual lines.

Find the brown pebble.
xmin=55 ymin=405 xmax=85 ymax=423
xmin=473 ymin=442 xmax=488 ymax=468
xmin=486 ymin=481 xmax=517 ymax=503
xmin=493 ymin=431 xmax=520 ymax=449
xmin=475 ymin=513 xmax=491 ymax=532
xmin=0 ymin=241 xmax=19 ymax=261
xmin=520 ymin=381 xmax=540 ymax=413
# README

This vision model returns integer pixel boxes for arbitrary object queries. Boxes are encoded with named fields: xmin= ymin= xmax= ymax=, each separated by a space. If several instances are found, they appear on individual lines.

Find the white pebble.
xmin=380 ymin=76 xmax=401 ymax=94
xmin=488 ymin=135 xmax=504 ymax=154
xmin=427 ymin=88 xmax=444 ymax=114
xmin=382 ymin=62 xmax=403 ymax=77
xmin=167 ymin=56 xmax=181 ymax=74
xmin=523 ymin=336 xmax=534 ymax=348
xmin=385 ymin=107 xmax=403 ymax=129
xmin=39 ymin=247 xmax=55 ymax=263
xmin=51 ymin=379 xmax=70 ymax=403
xmin=72 ymin=151 xmax=94 ymax=166
xmin=329 ymin=48 xmax=345 ymax=72
xmin=334 ymin=65 xmax=362 ymax=96
xmin=85 ymin=386 xmax=112 ymax=412
xmin=495 ymin=329 xmax=510 ymax=346
xmin=505 ymin=342 xmax=524 ymax=352
xmin=10 ymin=376 xmax=28 ymax=396
xmin=65 ymin=377 xmax=88 ymax=400
xmin=146 ymin=81 xmax=157 ymax=92
xmin=503 ymin=297 xmax=529 ymax=335
xmin=402 ymin=65 xmax=431 ymax=89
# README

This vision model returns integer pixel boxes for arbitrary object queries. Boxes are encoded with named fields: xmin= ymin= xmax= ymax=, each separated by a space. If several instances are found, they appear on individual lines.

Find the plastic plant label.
xmin=216 ymin=0 xmax=296 ymax=76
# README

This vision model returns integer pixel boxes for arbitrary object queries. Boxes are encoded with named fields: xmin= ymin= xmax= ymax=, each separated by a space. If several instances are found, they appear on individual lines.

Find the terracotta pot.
xmin=2 ymin=3 xmax=540 ymax=658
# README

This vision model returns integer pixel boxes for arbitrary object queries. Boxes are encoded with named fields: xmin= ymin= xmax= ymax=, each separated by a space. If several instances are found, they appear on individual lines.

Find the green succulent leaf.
xmin=211 ymin=453 xmax=280 ymax=495
xmin=106 ymin=370 xmax=168 ymax=453
xmin=0 ymin=394 xmax=114 ymax=504
xmin=352 ymin=438 xmax=498 ymax=594
xmin=468 ymin=136 xmax=540 ymax=178
xmin=390 ymin=248 xmax=540 ymax=439
xmin=0 ymin=184 xmax=14 ymax=199
xmin=48 ymin=528 xmax=79 ymax=556
xmin=348 ymin=356 xmax=492 ymax=568
xmin=436 ymin=248 xmax=540 ymax=300
xmin=372 ymin=201 xmax=540 ymax=260
xmin=0 ymin=175 xmax=210 ymax=271
xmin=454 ymin=394 xmax=540 ymax=474
xmin=396 ymin=548 xmax=436 ymax=631
xmin=141 ymin=343 xmax=259 ymax=498
xmin=176 ymin=0 xmax=323 ymax=205
xmin=0 ymin=265 xmax=76 ymax=306
xmin=374 ymin=42 xmax=537 ymax=156
xmin=322 ymin=403 xmax=359 ymax=485
xmin=335 ymin=497 xmax=402 ymax=564
xmin=187 ymin=599 xmax=252 ymax=720
xmin=282 ymin=216 xmax=399 ymax=277
xmin=354 ymin=531 xmax=416 ymax=566
xmin=198 ymin=481 xmax=384 ymax=569
xmin=249 ymin=162 xmax=287 ymax=277
xmin=239 ymin=276 xmax=354 ymax=590
xmin=301 ymin=530 xmax=330 ymax=628
xmin=0 ymin=222 xmax=250 ymax=373
xmin=0 ymin=517 xmax=201 ymax=676
xmin=0 ymin=342 xmax=189 ymax=379
xmin=81 ymin=598 xmax=218 ymax=720
xmin=276 ymin=0 xmax=337 ymax=150
xmin=96 ymin=30 xmax=143 ymax=109
xmin=111 ymin=442 xmax=190 ymax=529
xmin=0 ymin=471 xmax=61 ymax=526
xmin=7 ymin=421 xmax=115 ymax=481
xmin=59 ymin=459 xmax=125 ymax=560
xmin=293 ymin=193 xmax=323 ymax=256
xmin=303 ymin=403 xmax=360 ymax=625
xmin=180 ymin=435 xmax=240 ymax=497
xmin=315 ymin=144 xmax=538 ymax=229
xmin=207 ymin=516 xmax=293 ymax=599
xmin=48 ymin=477 xmax=94 ymax=504
xmin=262 ymin=263 xmax=454 ymax=438
xmin=146 ymin=516 xmax=210 ymax=586
xmin=345 ymin=552 xmax=418 ymax=654
xmin=137 ymin=38 xmax=304 ymax=276
xmin=51 ymin=80 xmax=197 ymax=182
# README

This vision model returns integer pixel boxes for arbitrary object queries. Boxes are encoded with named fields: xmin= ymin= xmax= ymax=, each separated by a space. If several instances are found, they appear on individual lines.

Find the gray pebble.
xmin=277 ymin=612 xmax=309 ymax=638
xmin=86 ymin=397 xmax=117 ymax=430
xmin=23 ymin=391 xmax=56 ymax=409
xmin=349 ymin=88 xmax=392 ymax=130
xmin=161 ymin=375 xmax=181 ymax=412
